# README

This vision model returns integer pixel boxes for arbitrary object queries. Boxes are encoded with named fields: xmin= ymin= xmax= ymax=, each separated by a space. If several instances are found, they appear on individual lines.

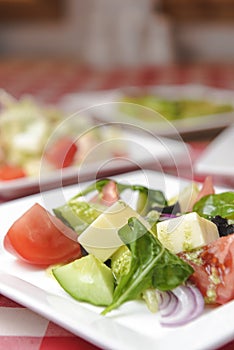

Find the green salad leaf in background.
xmin=119 ymin=95 xmax=234 ymax=122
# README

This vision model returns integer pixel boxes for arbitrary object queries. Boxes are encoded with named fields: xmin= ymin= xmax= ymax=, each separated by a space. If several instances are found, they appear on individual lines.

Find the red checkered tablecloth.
xmin=1 ymin=59 xmax=234 ymax=104
xmin=1 ymin=59 xmax=234 ymax=350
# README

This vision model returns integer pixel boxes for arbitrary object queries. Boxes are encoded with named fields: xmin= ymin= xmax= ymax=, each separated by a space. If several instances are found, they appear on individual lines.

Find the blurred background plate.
xmin=60 ymin=84 xmax=234 ymax=138
xmin=0 ymin=130 xmax=190 ymax=199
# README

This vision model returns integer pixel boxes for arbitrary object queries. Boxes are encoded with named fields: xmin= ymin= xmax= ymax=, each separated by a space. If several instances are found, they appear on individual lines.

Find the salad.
xmin=3 ymin=175 xmax=234 ymax=327
xmin=119 ymin=94 xmax=234 ymax=122
xmin=0 ymin=91 xmax=126 ymax=181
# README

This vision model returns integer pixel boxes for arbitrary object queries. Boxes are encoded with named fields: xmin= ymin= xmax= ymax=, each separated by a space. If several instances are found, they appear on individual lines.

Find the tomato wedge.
xmin=101 ymin=180 xmax=119 ymax=205
xmin=4 ymin=203 xmax=82 ymax=266
xmin=45 ymin=137 xmax=78 ymax=169
xmin=91 ymin=180 xmax=119 ymax=206
xmin=179 ymin=234 xmax=234 ymax=304
xmin=0 ymin=164 xmax=26 ymax=180
xmin=194 ymin=175 xmax=215 ymax=204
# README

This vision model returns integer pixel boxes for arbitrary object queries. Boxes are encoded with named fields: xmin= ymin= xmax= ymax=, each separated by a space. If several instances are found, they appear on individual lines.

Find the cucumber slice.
xmin=53 ymin=204 xmax=88 ymax=233
xmin=53 ymin=201 xmax=103 ymax=234
xmin=52 ymin=254 xmax=114 ymax=306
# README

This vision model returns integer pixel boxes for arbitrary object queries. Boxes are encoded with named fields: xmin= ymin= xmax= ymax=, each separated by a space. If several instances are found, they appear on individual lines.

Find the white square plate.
xmin=195 ymin=124 xmax=234 ymax=180
xmin=0 ymin=170 xmax=234 ymax=350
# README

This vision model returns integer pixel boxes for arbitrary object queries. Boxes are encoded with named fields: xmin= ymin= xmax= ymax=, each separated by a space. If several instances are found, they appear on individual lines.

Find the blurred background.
xmin=0 ymin=0 xmax=234 ymax=105
xmin=1 ymin=0 xmax=234 ymax=66
xmin=0 ymin=0 xmax=234 ymax=100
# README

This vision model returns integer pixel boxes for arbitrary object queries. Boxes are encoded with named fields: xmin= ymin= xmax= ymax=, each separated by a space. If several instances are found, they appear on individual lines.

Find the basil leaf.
xmin=102 ymin=218 xmax=193 ymax=315
xmin=152 ymin=250 xmax=193 ymax=290
xmin=193 ymin=192 xmax=234 ymax=219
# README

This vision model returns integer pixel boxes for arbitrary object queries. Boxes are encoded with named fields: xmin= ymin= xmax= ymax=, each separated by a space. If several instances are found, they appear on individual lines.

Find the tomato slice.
xmin=91 ymin=180 xmax=119 ymax=206
xmin=45 ymin=137 xmax=78 ymax=169
xmin=179 ymin=234 xmax=234 ymax=304
xmin=194 ymin=175 xmax=215 ymax=204
xmin=4 ymin=203 xmax=82 ymax=266
xmin=0 ymin=164 xmax=26 ymax=180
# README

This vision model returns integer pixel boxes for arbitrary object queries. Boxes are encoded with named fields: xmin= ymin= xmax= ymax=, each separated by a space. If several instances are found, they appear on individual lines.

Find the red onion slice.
xmin=156 ymin=284 xmax=204 ymax=326
xmin=159 ymin=213 xmax=178 ymax=221
xmin=188 ymin=284 xmax=205 ymax=320
xmin=157 ymin=291 xmax=179 ymax=317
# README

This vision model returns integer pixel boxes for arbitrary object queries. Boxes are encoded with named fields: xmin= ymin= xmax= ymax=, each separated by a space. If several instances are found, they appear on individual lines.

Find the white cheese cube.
xmin=156 ymin=212 xmax=219 ymax=254
xmin=78 ymin=200 xmax=150 ymax=261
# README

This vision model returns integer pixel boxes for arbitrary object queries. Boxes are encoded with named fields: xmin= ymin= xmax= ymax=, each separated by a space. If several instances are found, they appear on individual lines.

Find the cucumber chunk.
xmin=52 ymin=254 xmax=114 ymax=306
xmin=53 ymin=202 xmax=103 ymax=234
xmin=53 ymin=204 xmax=89 ymax=233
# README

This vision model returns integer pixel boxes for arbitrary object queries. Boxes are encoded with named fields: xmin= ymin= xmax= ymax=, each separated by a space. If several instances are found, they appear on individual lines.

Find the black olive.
xmin=211 ymin=215 xmax=234 ymax=237
xmin=151 ymin=201 xmax=181 ymax=215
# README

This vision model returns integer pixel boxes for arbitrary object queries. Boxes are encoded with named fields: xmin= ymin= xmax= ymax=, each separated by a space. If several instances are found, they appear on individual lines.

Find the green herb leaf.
xmin=102 ymin=218 xmax=193 ymax=315
xmin=193 ymin=192 xmax=234 ymax=219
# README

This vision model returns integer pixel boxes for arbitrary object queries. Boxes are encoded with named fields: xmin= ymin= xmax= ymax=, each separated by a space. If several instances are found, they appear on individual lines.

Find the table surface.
xmin=1 ymin=59 xmax=234 ymax=350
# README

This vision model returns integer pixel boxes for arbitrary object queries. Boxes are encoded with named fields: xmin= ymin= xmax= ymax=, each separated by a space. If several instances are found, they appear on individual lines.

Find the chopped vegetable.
xmin=52 ymin=254 xmax=114 ymax=306
xmin=179 ymin=234 xmax=234 ymax=304
xmin=53 ymin=201 xmax=103 ymax=233
xmin=4 ymin=203 xmax=81 ymax=266
xmin=45 ymin=136 xmax=77 ymax=168
xmin=142 ymin=288 xmax=159 ymax=313
xmin=90 ymin=180 xmax=119 ymax=207
xmin=119 ymin=95 xmax=234 ymax=122
xmin=193 ymin=192 xmax=234 ymax=220
xmin=111 ymin=245 xmax=132 ymax=283
xmin=151 ymin=202 xmax=181 ymax=216
xmin=193 ymin=175 xmax=215 ymax=205
xmin=211 ymin=215 xmax=234 ymax=237
xmin=102 ymin=218 xmax=193 ymax=315
xmin=156 ymin=284 xmax=204 ymax=326
xmin=0 ymin=164 xmax=26 ymax=180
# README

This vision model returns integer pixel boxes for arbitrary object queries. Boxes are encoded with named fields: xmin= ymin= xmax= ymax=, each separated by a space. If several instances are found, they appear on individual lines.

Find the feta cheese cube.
xmin=156 ymin=212 xmax=219 ymax=253
xmin=78 ymin=200 xmax=150 ymax=261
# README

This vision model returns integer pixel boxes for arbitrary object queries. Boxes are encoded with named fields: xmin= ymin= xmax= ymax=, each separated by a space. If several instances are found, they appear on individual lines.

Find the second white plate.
xmin=60 ymin=84 xmax=234 ymax=137
xmin=0 ymin=131 xmax=190 ymax=199
xmin=195 ymin=125 xmax=234 ymax=181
